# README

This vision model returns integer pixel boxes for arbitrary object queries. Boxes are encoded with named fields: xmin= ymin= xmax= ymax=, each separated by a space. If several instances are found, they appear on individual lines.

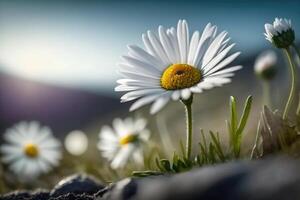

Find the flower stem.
xmin=283 ymin=47 xmax=297 ymax=120
xmin=262 ymin=81 xmax=271 ymax=109
xmin=181 ymin=95 xmax=193 ymax=160
xmin=297 ymin=93 xmax=300 ymax=116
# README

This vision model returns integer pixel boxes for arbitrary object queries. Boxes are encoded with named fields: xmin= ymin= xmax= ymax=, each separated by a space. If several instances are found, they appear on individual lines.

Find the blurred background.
xmin=0 ymin=0 xmax=300 ymax=158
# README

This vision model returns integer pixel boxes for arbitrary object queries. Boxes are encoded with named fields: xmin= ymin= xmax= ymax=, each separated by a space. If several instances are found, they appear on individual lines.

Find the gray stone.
xmin=1 ymin=189 xmax=49 ymax=200
xmin=109 ymin=156 xmax=300 ymax=200
xmin=3 ymin=156 xmax=300 ymax=200
xmin=50 ymin=174 xmax=105 ymax=198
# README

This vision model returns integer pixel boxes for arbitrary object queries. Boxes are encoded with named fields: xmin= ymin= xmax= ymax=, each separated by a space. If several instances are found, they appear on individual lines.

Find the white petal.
xmin=187 ymin=31 xmax=200 ymax=65
xmin=167 ymin=27 xmax=181 ymax=63
xmin=118 ymin=71 xmax=160 ymax=83
xmin=159 ymin=26 xmax=176 ymax=62
xmin=10 ymin=157 xmax=26 ymax=175
xmin=192 ymin=24 xmax=216 ymax=66
xmin=147 ymin=30 xmax=170 ymax=65
xmin=177 ymin=20 xmax=189 ymax=63
xmin=119 ymin=57 xmax=161 ymax=76
xmin=204 ymin=77 xmax=232 ymax=86
xmin=204 ymin=52 xmax=241 ymax=76
xmin=209 ymin=65 xmax=242 ymax=77
xmin=203 ymin=43 xmax=235 ymax=74
xmin=127 ymin=45 xmax=164 ymax=71
xmin=150 ymin=94 xmax=170 ymax=114
xmin=111 ymin=145 xmax=135 ymax=169
xmin=121 ymin=89 xmax=164 ymax=102
xmin=202 ymin=31 xmax=228 ymax=67
xmin=181 ymin=89 xmax=191 ymax=100
xmin=197 ymin=81 xmax=214 ymax=90
xmin=100 ymin=125 xmax=118 ymax=141
xmin=118 ymin=68 xmax=160 ymax=80
xmin=265 ymin=24 xmax=276 ymax=36
xmin=129 ymin=93 xmax=163 ymax=111
xmin=113 ymin=118 xmax=128 ymax=137
xmin=117 ymin=78 xmax=158 ymax=86
xmin=171 ymin=90 xmax=181 ymax=100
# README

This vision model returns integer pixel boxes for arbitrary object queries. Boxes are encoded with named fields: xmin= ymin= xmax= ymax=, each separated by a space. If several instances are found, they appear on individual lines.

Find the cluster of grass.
xmin=133 ymin=96 xmax=253 ymax=176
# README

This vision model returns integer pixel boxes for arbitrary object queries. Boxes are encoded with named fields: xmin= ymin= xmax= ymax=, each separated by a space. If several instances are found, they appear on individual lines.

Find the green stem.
xmin=297 ymin=93 xmax=300 ymax=116
xmin=181 ymin=95 xmax=193 ymax=160
xmin=262 ymin=81 xmax=271 ymax=109
xmin=283 ymin=47 xmax=297 ymax=120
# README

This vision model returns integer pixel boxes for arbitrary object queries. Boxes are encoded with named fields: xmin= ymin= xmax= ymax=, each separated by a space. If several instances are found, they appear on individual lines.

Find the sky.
xmin=0 ymin=0 xmax=299 ymax=95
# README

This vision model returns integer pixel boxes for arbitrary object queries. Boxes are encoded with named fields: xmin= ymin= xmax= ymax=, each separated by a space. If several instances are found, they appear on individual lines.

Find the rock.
xmin=107 ymin=178 xmax=138 ymax=200
xmin=48 ymin=193 xmax=95 ymax=200
xmin=3 ymin=156 xmax=300 ymax=200
xmin=109 ymin=156 xmax=300 ymax=200
xmin=50 ymin=174 xmax=105 ymax=198
xmin=1 ymin=191 xmax=31 ymax=200
xmin=1 ymin=189 xmax=49 ymax=200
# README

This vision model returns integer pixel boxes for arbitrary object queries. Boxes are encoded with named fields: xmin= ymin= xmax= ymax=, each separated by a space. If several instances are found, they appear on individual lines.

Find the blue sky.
xmin=0 ymin=0 xmax=299 ymax=94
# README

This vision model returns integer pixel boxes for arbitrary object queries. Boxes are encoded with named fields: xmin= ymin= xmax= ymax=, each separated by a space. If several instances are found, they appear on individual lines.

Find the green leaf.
xmin=200 ymin=129 xmax=208 ymax=151
xmin=160 ymin=159 xmax=172 ymax=172
xmin=132 ymin=170 xmax=163 ymax=177
xmin=155 ymin=158 xmax=164 ymax=171
xmin=179 ymin=139 xmax=185 ymax=157
xmin=195 ymin=155 xmax=201 ymax=166
xmin=230 ymin=96 xmax=238 ymax=134
xmin=236 ymin=95 xmax=253 ymax=136
xmin=234 ymin=96 xmax=253 ymax=156
xmin=172 ymin=152 xmax=179 ymax=165
xmin=208 ymin=144 xmax=216 ymax=163
xmin=177 ymin=159 xmax=188 ymax=171
xmin=209 ymin=131 xmax=225 ymax=161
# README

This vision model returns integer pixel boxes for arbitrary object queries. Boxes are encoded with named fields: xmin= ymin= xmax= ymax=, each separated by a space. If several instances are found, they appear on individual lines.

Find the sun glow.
xmin=0 ymin=34 xmax=117 ymax=92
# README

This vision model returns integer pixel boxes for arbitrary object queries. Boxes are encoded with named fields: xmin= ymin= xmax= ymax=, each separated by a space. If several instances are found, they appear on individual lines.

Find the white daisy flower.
xmin=98 ymin=118 xmax=150 ymax=169
xmin=254 ymin=50 xmax=277 ymax=80
xmin=116 ymin=19 xmax=242 ymax=114
xmin=264 ymin=18 xmax=295 ymax=48
xmin=0 ymin=121 xmax=61 ymax=180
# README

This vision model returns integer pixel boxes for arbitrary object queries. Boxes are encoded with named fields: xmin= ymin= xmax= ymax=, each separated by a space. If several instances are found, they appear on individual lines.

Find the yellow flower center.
xmin=160 ymin=64 xmax=202 ymax=90
xmin=119 ymin=134 xmax=138 ymax=145
xmin=24 ymin=143 xmax=39 ymax=158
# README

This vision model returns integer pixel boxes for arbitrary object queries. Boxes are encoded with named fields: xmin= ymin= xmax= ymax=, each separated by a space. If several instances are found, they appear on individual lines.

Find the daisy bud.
xmin=264 ymin=18 xmax=295 ymax=48
xmin=254 ymin=50 xmax=277 ymax=80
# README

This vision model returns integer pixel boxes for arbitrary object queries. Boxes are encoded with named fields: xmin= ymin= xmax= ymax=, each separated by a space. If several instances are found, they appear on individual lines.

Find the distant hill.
xmin=0 ymin=72 xmax=129 ymax=136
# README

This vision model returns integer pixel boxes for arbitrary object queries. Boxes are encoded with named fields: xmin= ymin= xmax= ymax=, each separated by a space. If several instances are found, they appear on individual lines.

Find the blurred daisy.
xmin=116 ymin=19 xmax=241 ymax=114
xmin=0 ymin=121 xmax=61 ymax=179
xmin=254 ymin=50 xmax=277 ymax=80
xmin=264 ymin=18 xmax=294 ymax=48
xmin=98 ymin=118 xmax=150 ymax=169
xmin=64 ymin=130 xmax=88 ymax=156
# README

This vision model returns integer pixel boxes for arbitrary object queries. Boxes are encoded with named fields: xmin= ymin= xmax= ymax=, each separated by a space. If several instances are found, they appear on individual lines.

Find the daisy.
xmin=116 ymin=19 xmax=241 ymax=159
xmin=98 ymin=118 xmax=150 ymax=169
xmin=115 ymin=19 xmax=242 ymax=114
xmin=264 ymin=18 xmax=294 ymax=48
xmin=0 ymin=121 xmax=61 ymax=179
xmin=264 ymin=18 xmax=297 ymax=119
xmin=254 ymin=50 xmax=277 ymax=80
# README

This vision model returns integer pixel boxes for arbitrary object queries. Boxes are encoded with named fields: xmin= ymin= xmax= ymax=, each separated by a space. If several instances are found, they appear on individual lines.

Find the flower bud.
xmin=264 ymin=18 xmax=295 ymax=48
xmin=254 ymin=50 xmax=277 ymax=80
